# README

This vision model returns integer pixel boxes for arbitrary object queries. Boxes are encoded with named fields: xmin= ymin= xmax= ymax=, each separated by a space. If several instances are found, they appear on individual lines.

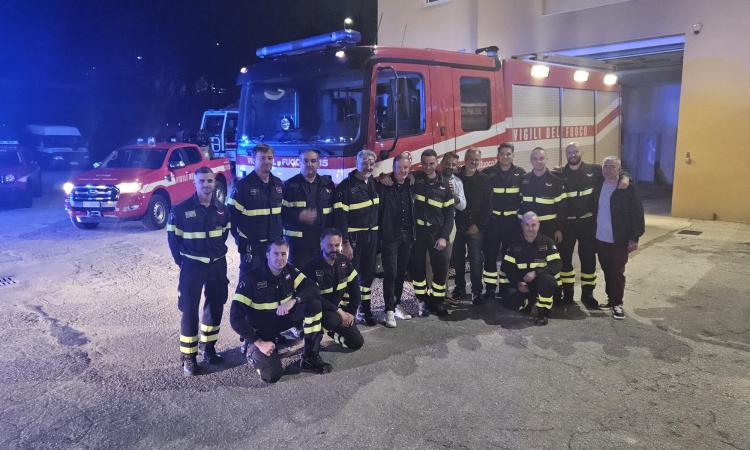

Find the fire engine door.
xmin=451 ymin=68 xmax=497 ymax=164
xmin=428 ymin=66 xmax=456 ymax=157
xmin=370 ymin=62 xmax=432 ymax=174
xmin=166 ymin=147 xmax=194 ymax=203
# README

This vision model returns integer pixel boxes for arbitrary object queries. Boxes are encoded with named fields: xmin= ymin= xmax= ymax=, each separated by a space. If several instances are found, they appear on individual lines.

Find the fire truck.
xmin=233 ymin=29 xmax=620 ymax=182
xmin=63 ymin=142 xmax=232 ymax=230
xmin=199 ymin=109 xmax=239 ymax=163
xmin=0 ymin=132 xmax=42 ymax=208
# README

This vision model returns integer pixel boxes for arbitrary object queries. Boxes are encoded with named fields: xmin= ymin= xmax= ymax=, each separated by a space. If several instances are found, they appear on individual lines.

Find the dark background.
xmin=0 ymin=0 xmax=377 ymax=159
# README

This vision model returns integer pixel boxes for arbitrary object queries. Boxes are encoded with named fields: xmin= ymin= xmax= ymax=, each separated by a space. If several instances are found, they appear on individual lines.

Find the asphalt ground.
xmin=0 ymin=172 xmax=748 ymax=449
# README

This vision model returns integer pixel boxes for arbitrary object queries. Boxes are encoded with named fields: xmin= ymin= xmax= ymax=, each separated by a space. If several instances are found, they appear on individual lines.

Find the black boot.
xmin=182 ymin=354 xmax=198 ymax=376
xmin=356 ymin=301 xmax=377 ymax=326
xmin=483 ymin=287 xmax=496 ymax=302
xmin=580 ymin=286 xmax=600 ymax=310
xmin=560 ymin=285 xmax=575 ymax=305
xmin=534 ymin=307 xmax=549 ymax=326
xmin=201 ymin=343 xmax=224 ymax=366
xmin=427 ymin=298 xmax=449 ymax=317
xmin=300 ymin=354 xmax=333 ymax=374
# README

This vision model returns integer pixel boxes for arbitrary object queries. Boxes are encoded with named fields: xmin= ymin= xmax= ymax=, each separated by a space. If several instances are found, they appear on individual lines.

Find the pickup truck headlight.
xmin=63 ymin=182 xmax=74 ymax=194
xmin=2 ymin=174 xmax=15 ymax=183
xmin=116 ymin=182 xmax=142 ymax=194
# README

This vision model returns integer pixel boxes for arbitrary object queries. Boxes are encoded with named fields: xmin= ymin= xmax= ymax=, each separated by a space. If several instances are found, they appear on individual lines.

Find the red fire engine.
xmin=63 ymin=142 xmax=232 ymax=230
xmin=233 ymin=29 xmax=620 ymax=182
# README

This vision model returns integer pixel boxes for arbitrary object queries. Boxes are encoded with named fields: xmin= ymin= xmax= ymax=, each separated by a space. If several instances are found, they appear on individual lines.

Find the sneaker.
xmin=472 ymin=295 xmax=483 ymax=306
xmin=394 ymin=305 xmax=412 ymax=320
xmin=385 ymin=311 xmax=397 ymax=328
xmin=300 ymin=354 xmax=333 ymax=374
xmin=535 ymin=316 xmax=549 ymax=326
xmin=444 ymin=296 xmax=461 ymax=307
xmin=239 ymin=339 xmax=248 ymax=355
xmin=612 ymin=305 xmax=625 ymax=320
xmin=182 ymin=356 xmax=198 ymax=376
xmin=356 ymin=311 xmax=378 ymax=326
xmin=598 ymin=301 xmax=614 ymax=310
xmin=451 ymin=290 xmax=468 ymax=300
xmin=428 ymin=301 xmax=450 ymax=317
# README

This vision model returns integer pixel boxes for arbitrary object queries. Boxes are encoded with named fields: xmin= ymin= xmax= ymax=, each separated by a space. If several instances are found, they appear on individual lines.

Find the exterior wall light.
xmin=603 ymin=73 xmax=618 ymax=85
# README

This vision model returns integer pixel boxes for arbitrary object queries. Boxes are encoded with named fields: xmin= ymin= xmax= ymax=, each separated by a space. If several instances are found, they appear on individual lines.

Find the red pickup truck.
xmin=63 ymin=142 xmax=232 ymax=230
xmin=0 ymin=136 xmax=42 ymax=208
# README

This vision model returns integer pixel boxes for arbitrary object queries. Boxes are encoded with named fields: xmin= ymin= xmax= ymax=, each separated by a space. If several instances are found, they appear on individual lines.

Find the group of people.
xmin=166 ymin=141 xmax=645 ymax=382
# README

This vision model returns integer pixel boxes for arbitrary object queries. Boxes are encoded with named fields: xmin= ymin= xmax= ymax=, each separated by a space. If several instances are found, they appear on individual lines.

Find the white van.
xmin=24 ymin=125 xmax=89 ymax=168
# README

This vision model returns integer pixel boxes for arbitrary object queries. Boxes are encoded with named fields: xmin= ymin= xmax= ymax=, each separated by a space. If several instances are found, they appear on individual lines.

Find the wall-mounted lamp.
xmin=531 ymin=64 xmax=550 ymax=79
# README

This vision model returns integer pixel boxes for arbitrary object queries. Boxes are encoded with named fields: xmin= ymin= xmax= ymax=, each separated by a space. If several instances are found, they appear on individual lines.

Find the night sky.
xmin=0 ymin=0 xmax=377 ymax=156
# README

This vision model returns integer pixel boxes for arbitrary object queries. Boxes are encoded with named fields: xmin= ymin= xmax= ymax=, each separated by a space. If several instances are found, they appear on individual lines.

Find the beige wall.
xmin=378 ymin=0 xmax=750 ymax=222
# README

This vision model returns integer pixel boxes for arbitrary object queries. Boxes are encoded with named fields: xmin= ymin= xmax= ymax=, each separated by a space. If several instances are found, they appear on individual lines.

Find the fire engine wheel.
xmin=215 ymin=179 xmax=227 ymax=204
xmin=143 ymin=193 xmax=169 ymax=230
xmin=71 ymin=217 xmax=99 ymax=229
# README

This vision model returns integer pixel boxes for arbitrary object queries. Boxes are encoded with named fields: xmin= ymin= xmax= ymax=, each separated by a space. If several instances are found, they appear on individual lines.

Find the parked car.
xmin=0 ymin=133 xmax=42 ymax=208
xmin=63 ymin=142 xmax=232 ymax=230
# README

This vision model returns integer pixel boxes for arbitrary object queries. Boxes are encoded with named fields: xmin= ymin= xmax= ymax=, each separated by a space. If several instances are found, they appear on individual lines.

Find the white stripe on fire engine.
xmin=595 ymin=119 xmax=619 ymax=143
xmin=596 ymin=98 xmax=620 ymax=123
xmin=235 ymin=165 xmax=348 ymax=185
xmin=141 ymin=163 xmax=227 ymax=193
xmin=371 ymin=119 xmax=510 ymax=177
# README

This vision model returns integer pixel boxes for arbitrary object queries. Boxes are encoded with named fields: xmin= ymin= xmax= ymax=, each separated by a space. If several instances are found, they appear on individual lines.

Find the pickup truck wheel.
xmin=143 ymin=193 xmax=169 ymax=230
xmin=215 ymin=179 xmax=227 ymax=204
xmin=71 ymin=217 xmax=99 ymax=229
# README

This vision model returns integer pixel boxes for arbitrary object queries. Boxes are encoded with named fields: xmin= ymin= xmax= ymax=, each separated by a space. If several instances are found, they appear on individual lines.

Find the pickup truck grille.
xmin=71 ymin=185 xmax=119 ymax=202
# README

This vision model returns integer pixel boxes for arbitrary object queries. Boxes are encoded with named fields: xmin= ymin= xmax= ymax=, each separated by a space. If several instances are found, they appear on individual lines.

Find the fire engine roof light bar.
xmin=574 ymin=70 xmax=590 ymax=82
xmin=530 ymin=64 xmax=550 ymax=79
xmin=256 ymin=29 xmax=362 ymax=58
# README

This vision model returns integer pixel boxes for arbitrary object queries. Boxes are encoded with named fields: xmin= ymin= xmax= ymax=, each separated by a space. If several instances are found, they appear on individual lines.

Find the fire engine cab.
xmin=234 ymin=29 xmax=620 ymax=182
xmin=63 ymin=142 xmax=232 ymax=230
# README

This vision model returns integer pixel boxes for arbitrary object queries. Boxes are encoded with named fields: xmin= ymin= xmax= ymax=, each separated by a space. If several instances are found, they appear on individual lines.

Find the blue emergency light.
xmin=256 ymin=29 xmax=361 ymax=58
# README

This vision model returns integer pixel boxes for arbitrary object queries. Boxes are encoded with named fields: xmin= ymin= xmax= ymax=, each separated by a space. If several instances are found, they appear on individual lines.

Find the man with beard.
xmin=282 ymin=148 xmax=335 ymax=269
xmin=303 ymin=229 xmax=364 ymax=348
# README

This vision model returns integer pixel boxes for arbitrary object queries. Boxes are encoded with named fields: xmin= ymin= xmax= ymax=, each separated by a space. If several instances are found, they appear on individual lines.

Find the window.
xmin=375 ymin=71 xmax=426 ymax=140
xmin=168 ymin=149 xmax=187 ymax=169
xmin=225 ymin=113 xmax=238 ymax=142
xmin=460 ymin=77 xmax=491 ymax=132
xmin=181 ymin=147 xmax=203 ymax=165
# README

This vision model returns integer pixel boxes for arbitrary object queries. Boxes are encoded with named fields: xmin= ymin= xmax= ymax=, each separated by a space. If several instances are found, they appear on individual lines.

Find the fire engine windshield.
xmin=202 ymin=115 xmax=224 ymax=135
xmin=101 ymin=147 xmax=168 ymax=170
xmin=245 ymin=68 xmax=364 ymax=144
xmin=0 ymin=151 xmax=22 ymax=166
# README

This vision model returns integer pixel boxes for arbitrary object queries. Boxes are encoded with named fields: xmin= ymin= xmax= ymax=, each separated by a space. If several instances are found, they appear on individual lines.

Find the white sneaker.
xmin=394 ymin=305 xmax=412 ymax=320
xmin=385 ymin=311 xmax=397 ymax=328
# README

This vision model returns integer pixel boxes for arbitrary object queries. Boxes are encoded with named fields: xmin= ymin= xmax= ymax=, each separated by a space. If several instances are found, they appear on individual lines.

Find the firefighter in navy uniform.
xmin=410 ymin=149 xmax=455 ymax=317
xmin=501 ymin=212 xmax=562 ymax=326
xmin=228 ymin=143 xmax=283 ymax=273
xmin=167 ymin=166 xmax=231 ymax=376
xmin=282 ymin=148 xmax=335 ymax=269
xmin=333 ymin=150 xmax=380 ymax=326
xmin=303 ymin=229 xmax=364 ymax=351
xmin=481 ymin=143 xmax=525 ymax=300
xmin=230 ymin=238 xmax=331 ymax=383
xmin=553 ymin=142 xmax=630 ymax=309
xmin=518 ymin=147 xmax=567 ymax=243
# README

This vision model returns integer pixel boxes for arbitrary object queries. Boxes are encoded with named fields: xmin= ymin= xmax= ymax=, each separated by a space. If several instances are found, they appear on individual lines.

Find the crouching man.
xmin=230 ymin=238 xmax=332 ymax=383
xmin=303 ymin=228 xmax=364 ymax=351
xmin=501 ymin=212 xmax=562 ymax=326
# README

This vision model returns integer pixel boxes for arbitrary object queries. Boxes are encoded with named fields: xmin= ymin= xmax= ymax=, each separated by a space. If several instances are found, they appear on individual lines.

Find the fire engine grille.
xmin=71 ymin=185 xmax=119 ymax=202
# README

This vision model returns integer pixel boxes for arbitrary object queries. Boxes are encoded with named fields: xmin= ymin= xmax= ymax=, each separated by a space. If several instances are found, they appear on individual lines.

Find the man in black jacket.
xmin=333 ymin=150 xmax=380 ymax=325
xmin=454 ymin=147 xmax=491 ymax=305
xmin=518 ymin=147 xmax=567 ymax=243
xmin=593 ymin=156 xmax=645 ymax=320
xmin=376 ymin=153 xmax=414 ymax=328
xmin=501 ymin=212 xmax=562 ymax=326
xmin=482 ymin=143 xmax=525 ymax=300
xmin=282 ymin=148 xmax=335 ymax=269
xmin=303 ymin=229 xmax=364 ymax=349
xmin=228 ymin=143 xmax=283 ymax=273
xmin=230 ymin=238 xmax=331 ymax=383
xmin=410 ymin=149 xmax=455 ymax=317
xmin=167 ymin=166 xmax=231 ymax=376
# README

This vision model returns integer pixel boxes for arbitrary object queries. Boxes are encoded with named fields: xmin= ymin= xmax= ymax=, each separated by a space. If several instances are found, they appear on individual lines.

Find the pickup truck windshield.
xmin=101 ymin=147 xmax=167 ymax=169
xmin=245 ymin=68 xmax=364 ymax=144
xmin=0 ymin=151 xmax=22 ymax=166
